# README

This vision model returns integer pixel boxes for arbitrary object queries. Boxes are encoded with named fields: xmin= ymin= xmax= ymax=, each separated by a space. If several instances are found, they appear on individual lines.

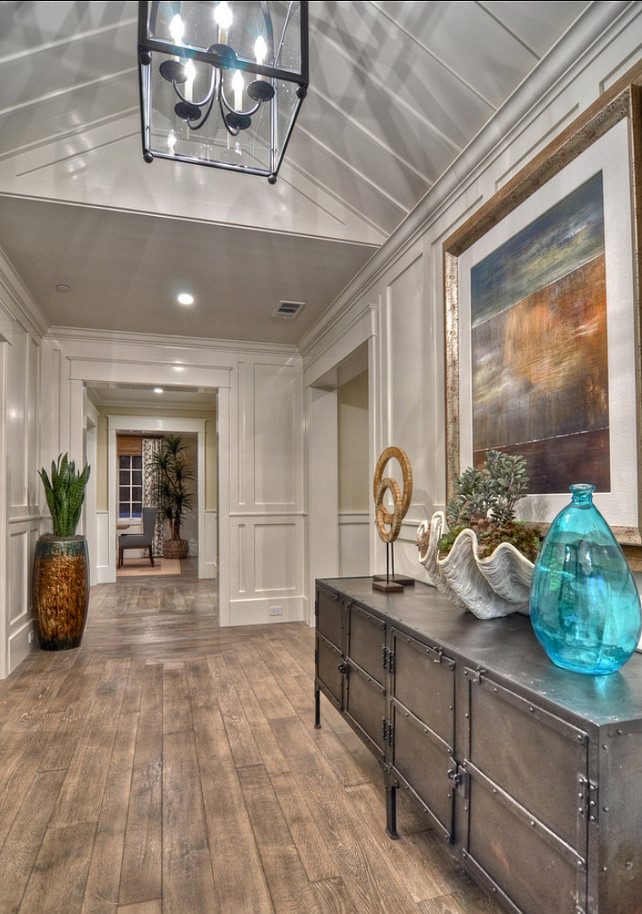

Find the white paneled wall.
xmin=229 ymin=357 xmax=305 ymax=624
xmin=0 ymin=291 xmax=45 ymax=676
xmin=302 ymin=8 xmax=642 ymax=586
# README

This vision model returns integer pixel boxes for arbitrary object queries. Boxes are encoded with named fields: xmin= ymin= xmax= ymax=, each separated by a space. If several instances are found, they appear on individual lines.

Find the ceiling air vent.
xmin=273 ymin=300 xmax=305 ymax=319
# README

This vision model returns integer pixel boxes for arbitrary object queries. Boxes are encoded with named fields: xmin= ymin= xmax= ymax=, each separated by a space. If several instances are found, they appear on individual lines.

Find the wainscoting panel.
xmin=254 ymin=522 xmax=298 ymax=592
xmin=229 ymin=515 xmax=305 ymax=625
xmin=253 ymin=362 xmax=302 ymax=509
xmin=8 ymin=520 xmax=38 ymax=673
xmin=338 ymin=512 xmax=370 ymax=577
xmin=203 ymin=509 xmax=217 ymax=578
xmin=95 ymin=511 xmax=111 ymax=584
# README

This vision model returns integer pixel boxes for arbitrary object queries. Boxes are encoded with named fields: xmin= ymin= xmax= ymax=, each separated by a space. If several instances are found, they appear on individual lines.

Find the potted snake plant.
xmin=33 ymin=453 xmax=91 ymax=650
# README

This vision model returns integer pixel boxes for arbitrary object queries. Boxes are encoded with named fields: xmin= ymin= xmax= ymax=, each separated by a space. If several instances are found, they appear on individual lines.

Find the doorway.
xmin=307 ymin=342 xmax=371 ymax=609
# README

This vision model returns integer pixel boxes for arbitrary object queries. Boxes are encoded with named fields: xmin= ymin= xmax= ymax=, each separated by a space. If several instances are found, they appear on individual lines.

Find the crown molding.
xmin=46 ymin=325 xmax=301 ymax=358
xmin=0 ymin=245 xmax=50 ymax=338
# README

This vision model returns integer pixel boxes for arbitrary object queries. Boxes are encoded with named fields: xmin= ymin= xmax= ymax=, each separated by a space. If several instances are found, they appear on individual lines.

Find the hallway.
xmin=0 ymin=574 xmax=501 ymax=913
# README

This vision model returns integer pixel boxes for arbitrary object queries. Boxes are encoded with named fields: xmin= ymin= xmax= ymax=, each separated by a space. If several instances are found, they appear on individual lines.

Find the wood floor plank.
xmin=207 ymin=653 xmax=264 ymax=769
xmin=18 ymin=821 xmax=96 ymax=914
xmin=0 ymin=768 xmax=66 ymax=913
xmin=221 ymin=648 xmax=290 ymax=778
xmin=237 ymin=763 xmax=293 ymax=848
xmin=189 ymin=662 xmax=274 ymax=914
xmin=117 ymin=902 xmax=162 ymax=914
xmin=270 ymin=769 xmax=339 ymax=883
xmin=233 ymin=640 xmax=298 ymax=721
xmin=81 ymin=707 xmax=139 ymax=914
xmin=118 ymin=663 xmax=163 ymax=907
xmin=117 ymin=903 xmax=162 ymax=914
xmin=51 ymin=660 xmax=129 ymax=827
xmin=259 ymin=844 xmax=323 ymax=914
xmin=310 ymin=876 xmax=361 ymax=914
xmin=162 ymin=728 xmax=217 ymax=914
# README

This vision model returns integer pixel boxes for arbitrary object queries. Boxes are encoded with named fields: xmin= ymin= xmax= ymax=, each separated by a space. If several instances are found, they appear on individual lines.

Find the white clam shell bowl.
xmin=417 ymin=512 xmax=534 ymax=619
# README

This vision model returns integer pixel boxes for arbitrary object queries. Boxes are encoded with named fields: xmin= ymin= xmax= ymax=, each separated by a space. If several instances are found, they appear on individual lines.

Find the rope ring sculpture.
xmin=373 ymin=446 xmax=413 ymax=543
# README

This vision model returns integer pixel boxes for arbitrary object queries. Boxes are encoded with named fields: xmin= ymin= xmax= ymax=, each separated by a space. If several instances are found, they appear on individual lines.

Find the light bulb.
xmin=169 ymin=14 xmax=184 ymax=45
xmin=232 ymin=70 xmax=244 ymax=111
xmin=254 ymin=35 xmax=267 ymax=66
xmin=214 ymin=2 xmax=233 ymax=43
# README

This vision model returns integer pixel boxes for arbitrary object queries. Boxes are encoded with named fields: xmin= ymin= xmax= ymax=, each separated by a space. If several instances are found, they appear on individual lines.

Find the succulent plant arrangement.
xmin=439 ymin=450 xmax=541 ymax=562
xmin=38 ymin=453 xmax=91 ymax=537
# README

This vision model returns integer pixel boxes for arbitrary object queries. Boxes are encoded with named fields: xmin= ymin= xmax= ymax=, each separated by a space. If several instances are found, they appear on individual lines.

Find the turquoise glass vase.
xmin=530 ymin=484 xmax=641 ymax=674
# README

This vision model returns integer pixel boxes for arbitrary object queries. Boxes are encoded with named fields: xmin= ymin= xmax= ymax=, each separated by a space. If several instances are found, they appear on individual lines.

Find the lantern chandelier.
xmin=138 ymin=1 xmax=308 ymax=182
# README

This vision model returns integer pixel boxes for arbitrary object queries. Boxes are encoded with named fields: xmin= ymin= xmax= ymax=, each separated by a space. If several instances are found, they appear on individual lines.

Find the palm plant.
xmin=150 ymin=435 xmax=194 ymax=542
xmin=38 ymin=453 xmax=91 ymax=536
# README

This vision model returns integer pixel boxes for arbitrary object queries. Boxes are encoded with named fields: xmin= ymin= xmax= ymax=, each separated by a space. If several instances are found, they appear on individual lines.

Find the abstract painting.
xmin=470 ymin=172 xmax=609 ymax=493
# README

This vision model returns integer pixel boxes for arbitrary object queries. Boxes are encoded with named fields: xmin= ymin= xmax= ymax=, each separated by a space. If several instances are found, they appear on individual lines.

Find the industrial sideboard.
xmin=314 ymin=576 xmax=642 ymax=914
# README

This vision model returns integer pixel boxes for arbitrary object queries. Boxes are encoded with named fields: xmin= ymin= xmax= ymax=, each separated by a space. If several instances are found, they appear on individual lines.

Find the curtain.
xmin=142 ymin=437 xmax=164 ymax=557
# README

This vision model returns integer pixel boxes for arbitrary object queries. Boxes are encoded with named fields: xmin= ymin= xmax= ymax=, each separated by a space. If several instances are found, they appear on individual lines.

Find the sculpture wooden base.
xmin=373 ymin=574 xmax=415 ymax=587
xmin=373 ymin=578 xmax=404 ymax=593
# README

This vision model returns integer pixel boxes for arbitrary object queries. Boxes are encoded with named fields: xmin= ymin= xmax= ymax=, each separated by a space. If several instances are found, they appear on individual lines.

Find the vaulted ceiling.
xmin=0 ymin=1 xmax=592 ymax=348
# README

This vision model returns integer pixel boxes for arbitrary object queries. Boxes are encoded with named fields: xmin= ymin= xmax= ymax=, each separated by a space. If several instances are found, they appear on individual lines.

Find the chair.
xmin=118 ymin=506 xmax=156 ymax=568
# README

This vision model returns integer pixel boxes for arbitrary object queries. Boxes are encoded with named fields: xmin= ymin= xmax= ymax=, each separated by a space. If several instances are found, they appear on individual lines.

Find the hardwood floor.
xmin=0 ymin=570 xmax=503 ymax=914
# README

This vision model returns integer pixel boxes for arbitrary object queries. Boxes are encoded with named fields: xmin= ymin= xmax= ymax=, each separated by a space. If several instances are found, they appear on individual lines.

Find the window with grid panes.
xmin=119 ymin=454 xmax=143 ymax=518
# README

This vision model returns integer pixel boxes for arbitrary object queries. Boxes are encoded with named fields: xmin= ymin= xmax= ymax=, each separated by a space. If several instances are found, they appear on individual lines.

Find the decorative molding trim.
xmin=47 ymin=325 xmax=301 ymax=357
xmin=0 ymin=246 xmax=49 ymax=338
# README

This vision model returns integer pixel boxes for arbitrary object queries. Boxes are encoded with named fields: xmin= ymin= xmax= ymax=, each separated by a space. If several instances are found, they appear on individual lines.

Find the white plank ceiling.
xmin=0 ymin=0 xmax=592 ymax=350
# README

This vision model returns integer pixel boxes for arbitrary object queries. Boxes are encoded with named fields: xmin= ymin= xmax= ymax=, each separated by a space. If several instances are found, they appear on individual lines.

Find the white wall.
xmin=302 ymin=4 xmax=642 ymax=586
xmin=0 ymin=253 xmax=50 ymax=676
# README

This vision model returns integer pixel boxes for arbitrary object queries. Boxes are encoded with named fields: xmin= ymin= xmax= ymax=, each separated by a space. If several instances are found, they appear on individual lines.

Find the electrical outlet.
xmin=269 ymin=606 xmax=283 ymax=616
xmin=28 ymin=630 xmax=35 ymax=644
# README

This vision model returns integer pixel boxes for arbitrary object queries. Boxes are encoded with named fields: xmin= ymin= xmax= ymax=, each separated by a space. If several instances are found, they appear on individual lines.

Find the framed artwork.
xmin=444 ymin=72 xmax=642 ymax=551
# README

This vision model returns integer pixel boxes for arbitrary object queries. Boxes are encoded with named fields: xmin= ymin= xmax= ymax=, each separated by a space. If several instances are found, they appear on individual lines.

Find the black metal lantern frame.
xmin=138 ymin=1 xmax=308 ymax=182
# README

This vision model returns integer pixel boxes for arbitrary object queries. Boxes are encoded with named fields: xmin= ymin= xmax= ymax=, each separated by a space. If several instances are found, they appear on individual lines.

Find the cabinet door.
xmin=316 ymin=633 xmax=344 ymax=710
xmin=389 ymin=629 xmax=456 ymax=841
xmin=460 ymin=668 xmax=589 ymax=914
xmin=347 ymin=602 xmax=386 ymax=687
xmin=345 ymin=660 xmax=387 ymax=756
xmin=316 ymin=586 xmax=344 ymax=651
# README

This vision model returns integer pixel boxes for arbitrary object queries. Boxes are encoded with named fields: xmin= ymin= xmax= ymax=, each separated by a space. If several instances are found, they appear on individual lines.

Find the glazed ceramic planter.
xmin=33 ymin=534 xmax=89 ymax=650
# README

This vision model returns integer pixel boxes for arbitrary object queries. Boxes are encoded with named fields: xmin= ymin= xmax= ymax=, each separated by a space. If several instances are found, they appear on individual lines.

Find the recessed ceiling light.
xmin=153 ymin=387 xmax=164 ymax=393
xmin=56 ymin=284 xmax=71 ymax=293
xmin=177 ymin=293 xmax=194 ymax=306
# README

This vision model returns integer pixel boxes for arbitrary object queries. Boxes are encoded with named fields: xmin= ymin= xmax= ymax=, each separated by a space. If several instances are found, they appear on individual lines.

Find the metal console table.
xmin=314 ymin=576 xmax=642 ymax=914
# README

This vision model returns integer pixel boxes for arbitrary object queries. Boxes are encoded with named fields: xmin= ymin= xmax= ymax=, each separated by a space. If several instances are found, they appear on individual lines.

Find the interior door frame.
xmin=108 ymin=415 xmax=206 ymax=582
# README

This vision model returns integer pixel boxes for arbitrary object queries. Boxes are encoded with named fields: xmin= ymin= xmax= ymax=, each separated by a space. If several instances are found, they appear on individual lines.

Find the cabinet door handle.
xmin=447 ymin=767 xmax=462 ymax=786
xmin=337 ymin=662 xmax=349 ymax=674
